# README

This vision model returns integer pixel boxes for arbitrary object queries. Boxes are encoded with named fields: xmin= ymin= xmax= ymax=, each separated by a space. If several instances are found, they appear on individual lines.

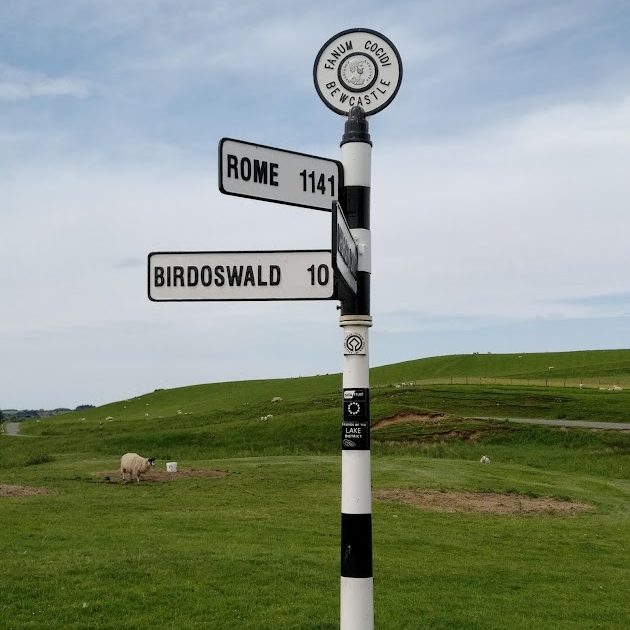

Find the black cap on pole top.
xmin=341 ymin=106 xmax=372 ymax=147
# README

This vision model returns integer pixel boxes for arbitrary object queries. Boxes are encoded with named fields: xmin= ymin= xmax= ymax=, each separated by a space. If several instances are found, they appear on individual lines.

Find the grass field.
xmin=1 ymin=349 xmax=630 ymax=629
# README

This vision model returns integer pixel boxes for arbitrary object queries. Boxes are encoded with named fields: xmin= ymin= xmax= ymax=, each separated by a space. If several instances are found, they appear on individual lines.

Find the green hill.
xmin=371 ymin=348 xmax=630 ymax=384
xmin=4 ymin=349 xmax=629 ymax=466
xmin=2 ymin=351 xmax=630 ymax=629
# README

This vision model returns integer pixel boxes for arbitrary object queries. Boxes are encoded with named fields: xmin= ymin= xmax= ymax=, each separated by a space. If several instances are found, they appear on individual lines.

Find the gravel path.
xmin=469 ymin=416 xmax=630 ymax=431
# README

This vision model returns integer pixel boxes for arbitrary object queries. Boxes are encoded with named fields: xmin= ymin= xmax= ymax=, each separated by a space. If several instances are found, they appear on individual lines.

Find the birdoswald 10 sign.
xmin=314 ymin=28 xmax=402 ymax=116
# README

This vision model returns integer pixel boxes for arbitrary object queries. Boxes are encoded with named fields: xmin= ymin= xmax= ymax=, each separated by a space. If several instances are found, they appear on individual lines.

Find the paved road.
xmin=469 ymin=416 xmax=630 ymax=431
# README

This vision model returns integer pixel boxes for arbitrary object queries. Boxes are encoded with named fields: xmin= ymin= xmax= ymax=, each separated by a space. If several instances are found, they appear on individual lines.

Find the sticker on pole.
xmin=344 ymin=332 xmax=366 ymax=355
xmin=314 ymin=28 xmax=402 ymax=116
xmin=342 ymin=389 xmax=370 ymax=450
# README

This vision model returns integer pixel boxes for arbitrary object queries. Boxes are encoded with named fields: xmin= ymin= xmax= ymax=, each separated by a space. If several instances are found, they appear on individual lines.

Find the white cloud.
xmin=0 ymin=64 xmax=91 ymax=102
xmin=370 ymin=95 xmax=630 ymax=320
xmin=498 ymin=2 xmax=594 ymax=47
xmin=2 ymin=0 xmax=630 ymax=407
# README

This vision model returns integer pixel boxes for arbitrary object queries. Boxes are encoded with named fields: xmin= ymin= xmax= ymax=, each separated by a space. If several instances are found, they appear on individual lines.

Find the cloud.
xmin=551 ymin=292 xmax=630 ymax=318
xmin=115 ymin=258 xmax=146 ymax=269
xmin=369 ymin=94 xmax=630 ymax=320
xmin=2 ymin=0 xmax=630 ymax=407
xmin=0 ymin=64 xmax=92 ymax=102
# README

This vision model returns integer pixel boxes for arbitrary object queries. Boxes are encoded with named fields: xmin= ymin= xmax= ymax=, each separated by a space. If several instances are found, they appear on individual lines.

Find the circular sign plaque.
xmin=314 ymin=28 xmax=402 ymax=116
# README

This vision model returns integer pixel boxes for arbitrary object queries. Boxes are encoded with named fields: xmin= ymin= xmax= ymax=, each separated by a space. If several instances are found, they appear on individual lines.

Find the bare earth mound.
xmin=372 ymin=413 xmax=448 ymax=430
xmin=0 ymin=484 xmax=55 ymax=498
xmin=374 ymin=489 xmax=593 ymax=515
xmin=99 ymin=467 xmax=228 ymax=484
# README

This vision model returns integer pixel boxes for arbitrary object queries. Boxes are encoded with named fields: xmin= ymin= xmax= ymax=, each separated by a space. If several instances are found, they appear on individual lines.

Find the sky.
xmin=2 ymin=0 xmax=630 ymax=409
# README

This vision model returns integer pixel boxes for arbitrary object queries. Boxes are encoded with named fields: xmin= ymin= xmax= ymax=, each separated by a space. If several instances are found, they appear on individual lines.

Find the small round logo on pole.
xmin=314 ymin=28 xmax=402 ymax=116
xmin=344 ymin=332 xmax=366 ymax=355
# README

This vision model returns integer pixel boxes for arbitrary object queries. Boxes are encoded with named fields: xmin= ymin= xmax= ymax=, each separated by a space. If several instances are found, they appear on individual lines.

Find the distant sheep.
xmin=120 ymin=453 xmax=156 ymax=483
xmin=480 ymin=455 xmax=491 ymax=464
xmin=271 ymin=397 xmax=283 ymax=403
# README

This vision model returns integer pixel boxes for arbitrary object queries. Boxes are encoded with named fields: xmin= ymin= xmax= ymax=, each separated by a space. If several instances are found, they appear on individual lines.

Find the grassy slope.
xmin=21 ymin=348 xmax=630 ymax=425
xmin=371 ymin=348 xmax=630 ymax=383
xmin=2 ymin=349 xmax=630 ymax=629
xmin=3 ymin=350 xmax=628 ymax=470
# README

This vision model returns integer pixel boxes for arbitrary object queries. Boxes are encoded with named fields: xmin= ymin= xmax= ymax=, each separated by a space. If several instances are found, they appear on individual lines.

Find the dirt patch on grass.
xmin=374 ymin=489 xmax=593 ymax=515
xmin=0 ymin=484 xmax=55 ymax=498
xmin=372 ymin=413 xmax=505 ymax=443
xmin=372 ymin=413 xmax=448 ymax=430
xmin=98 ymin=467 xmax=228 ymax=484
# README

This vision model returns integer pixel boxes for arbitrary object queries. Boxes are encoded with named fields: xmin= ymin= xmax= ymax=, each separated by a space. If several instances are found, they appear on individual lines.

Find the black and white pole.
xmin=339 ymin=106 xmax=373 ymax=630
xmin=314 ymin=28 xmax=402 ymax=630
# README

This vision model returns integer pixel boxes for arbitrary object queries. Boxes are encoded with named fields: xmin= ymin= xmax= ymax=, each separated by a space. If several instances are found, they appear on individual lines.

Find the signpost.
xmin=332 ymin=201 xmax=358 ymax=295
xmin=148 ymin=250 xmax=335 ymax=301
xmin=315 ymin=28 xmax=402 ymax=630
xmin=148 ymin=26 xmax=401 ymax=630
xmin=219 ymin=138 xmax=343 ymax=211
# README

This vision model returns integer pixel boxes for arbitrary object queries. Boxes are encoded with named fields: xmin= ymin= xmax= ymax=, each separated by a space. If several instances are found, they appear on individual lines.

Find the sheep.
xmin=480 ymin=455 xmax=491 ymax=464
xmin=120 ymin=453 xmax=156 ymax=483
xmin=271 ymin=397 xmax=283 ymax=403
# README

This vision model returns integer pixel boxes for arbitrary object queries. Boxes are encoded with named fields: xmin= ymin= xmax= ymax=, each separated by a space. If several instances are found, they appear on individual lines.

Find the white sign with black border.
xmin=314 ymin=28 xmax=403 ymax=116
xmin=219 ymin=138 xmax=343 ymax=212
xmin=332 ymin=201 xmax=358 ymax=295
xmin=148 ymin=250 xmax=335 ymax=301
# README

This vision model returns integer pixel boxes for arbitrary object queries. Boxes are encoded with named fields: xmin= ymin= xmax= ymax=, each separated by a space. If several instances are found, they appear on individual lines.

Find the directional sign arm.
xmin=219 ymin=138 xmax=344 ymax=212
xmin=332 ymin=202 xmax=358 ymax=295
xmin=148 ymin=250 xmax=337 ymax=302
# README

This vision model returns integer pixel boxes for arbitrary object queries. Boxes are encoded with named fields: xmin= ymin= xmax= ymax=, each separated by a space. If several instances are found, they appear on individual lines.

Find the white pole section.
xmin=339 ymin=106 xmax=373 ymax=630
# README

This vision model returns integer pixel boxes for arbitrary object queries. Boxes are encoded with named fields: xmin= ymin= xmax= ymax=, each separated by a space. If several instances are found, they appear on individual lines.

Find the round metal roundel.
xmin=314 ymin=28 xmax=402 ymax=116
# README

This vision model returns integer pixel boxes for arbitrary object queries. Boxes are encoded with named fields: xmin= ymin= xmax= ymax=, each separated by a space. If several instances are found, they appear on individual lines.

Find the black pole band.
xmin=340 ymin=186 xmax=370 ymax=230
xmin=340 ymin=107 xmax=370 ymax=317
xmin=341 ymin=513 xmax=373 ymax=578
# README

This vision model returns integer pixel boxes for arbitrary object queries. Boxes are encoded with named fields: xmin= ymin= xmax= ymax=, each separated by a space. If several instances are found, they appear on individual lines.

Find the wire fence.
xmin=381 ymin=377 xmax=629 ymax=390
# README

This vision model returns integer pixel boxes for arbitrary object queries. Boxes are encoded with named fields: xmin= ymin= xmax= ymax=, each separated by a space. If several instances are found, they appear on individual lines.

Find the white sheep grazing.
xmin=480 ymin=455 xmax=491 ymax=464
xmin=120 ymin=453 xmax=156 ymax=483
xmin=271 ymin=396 xmax=283 ymax=403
